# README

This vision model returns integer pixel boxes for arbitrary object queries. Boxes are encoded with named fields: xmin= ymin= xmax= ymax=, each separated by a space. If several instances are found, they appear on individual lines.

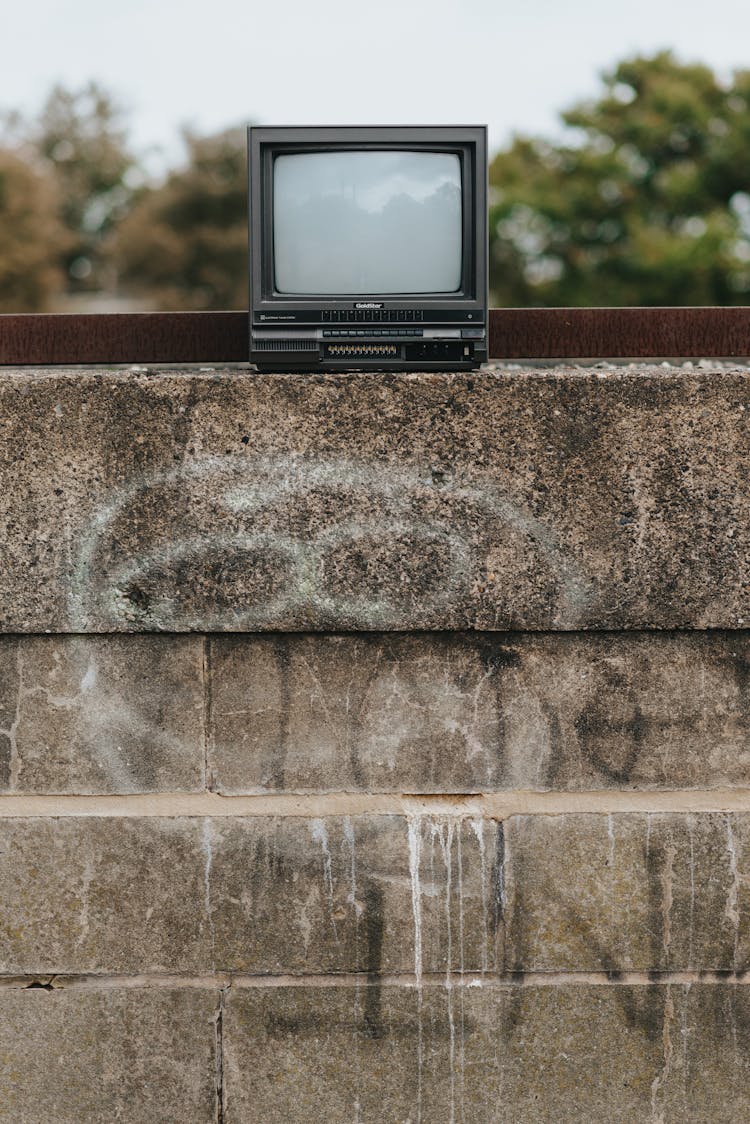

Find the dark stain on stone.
xmin=115 ymin=547 xmax=290 ymax=625
xmin=645 ymin=836 xmax=668 ymax=973
xmin=469 ymin=636 xmax=521 ymax=784
xmin=250 ymin=834 xmax=283 ymax=901
xmin=345 ymin=646 xmax=384 ymax=791
xmin=362 ymin=878 xmax=385 ymax=1040
xmin=122 ymin=585 xmax=151 ymax=616
xmin=725 ymin=646 xmax=750 ymax=716
xmin=498 ymin=982 xmax=525 ymax=1042
xmin=616 ymin=983 xmax=664 ymax=1044
xmin=490 ymin=822 xmax=506 ymax=955
xmin=131 ymin=734 xmax=158 ymax=792
xmin=0 ymin=733 xmax=10 ymax=790
xmin=321 ymin=531 xmax=460 ymax=616
xmin=574 ymin=667 xmax=645 ymax=783
xmin=722 ymin=985 xmax=750 ymax=1047
xmin=470 ymin=635 xmax=521 ymax=676
xmin=270 ymin=638 xmax=291 ymax=790
xmin=581 ymin=927 xmax=628 ymax=980
xmin=546 ymin=385 xmax=607 ymax=462
xmin=263 ymin=1012 xmax=304 ymax=1038
xmin=542 ymin=703 xmax=565 ymax=787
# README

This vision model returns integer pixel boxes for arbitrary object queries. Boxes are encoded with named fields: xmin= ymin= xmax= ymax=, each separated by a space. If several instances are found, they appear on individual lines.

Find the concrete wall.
xmin=1 ymin=365 xmax=750 ymax=1121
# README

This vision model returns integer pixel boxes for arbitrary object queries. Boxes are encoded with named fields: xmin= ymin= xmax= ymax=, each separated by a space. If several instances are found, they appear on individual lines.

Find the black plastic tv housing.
xmin=248 ymin=125 xmax=488 ymax=371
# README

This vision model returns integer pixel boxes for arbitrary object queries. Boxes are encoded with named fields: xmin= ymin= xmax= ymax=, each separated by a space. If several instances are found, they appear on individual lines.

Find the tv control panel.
xmin=251 ymin=307 xmax=487 ymax=371
xmin=322 ymin=309 xmax=425 ymax=322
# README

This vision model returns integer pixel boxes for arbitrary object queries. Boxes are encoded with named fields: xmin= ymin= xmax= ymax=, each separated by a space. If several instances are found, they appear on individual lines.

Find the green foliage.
xmin=0 ymin=148 xmax=68 ymax=312
xmin=4 ymin=55 xmax=750 ymax=313
xmin=490 ymin=52 xmax=750 ymax=306
xmin=33 ymin=82 xmax=139 ymax=292
xmin=114 ymin=128 xmax=247 ymax=310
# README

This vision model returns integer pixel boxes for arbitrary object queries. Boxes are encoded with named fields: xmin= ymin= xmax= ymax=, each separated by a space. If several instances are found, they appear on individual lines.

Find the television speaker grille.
xmin=253 ymin=338 xmax=318 ymax=351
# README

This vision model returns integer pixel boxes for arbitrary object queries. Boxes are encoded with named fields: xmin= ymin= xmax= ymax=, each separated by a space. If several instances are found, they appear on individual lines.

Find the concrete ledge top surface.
xmin=2 ymin=360 xmax=748 ymax=381
xmin=1 ymin=364 xmax=749 ymax=633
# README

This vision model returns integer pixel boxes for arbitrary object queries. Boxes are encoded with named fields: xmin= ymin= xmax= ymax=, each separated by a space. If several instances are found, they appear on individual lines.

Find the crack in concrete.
xmin=649 ymin=988 xmax=675 ymax=1123
xmin=214 ymin=986 xmax=226 ymax=1124
xmin=1 ymin=969 xmax=749 ymax=990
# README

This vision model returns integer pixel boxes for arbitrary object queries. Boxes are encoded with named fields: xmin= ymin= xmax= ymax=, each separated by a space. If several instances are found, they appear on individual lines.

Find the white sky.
xmin=3 ymin=0 xmax=750 ymax=172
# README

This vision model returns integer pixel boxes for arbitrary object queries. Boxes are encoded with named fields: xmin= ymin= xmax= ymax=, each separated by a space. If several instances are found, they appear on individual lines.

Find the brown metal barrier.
xmin=0 ymin=307 xmax=749 ymax=365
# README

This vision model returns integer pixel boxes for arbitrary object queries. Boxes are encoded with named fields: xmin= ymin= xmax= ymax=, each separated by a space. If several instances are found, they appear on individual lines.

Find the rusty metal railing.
xmin=0 ymin=307 xmax=749 ymax=365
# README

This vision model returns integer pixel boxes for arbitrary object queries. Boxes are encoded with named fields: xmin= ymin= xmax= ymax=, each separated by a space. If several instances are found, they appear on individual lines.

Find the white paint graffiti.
xmin=407 ymin=814 xmax=489 ymax=1124
xmin=69 ymin=455 xmax=593 ymax=631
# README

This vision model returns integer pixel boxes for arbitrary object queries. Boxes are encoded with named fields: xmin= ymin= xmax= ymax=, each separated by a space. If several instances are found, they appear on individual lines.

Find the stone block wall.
xmin=1 ymin=365 xmax=750 ymax=1121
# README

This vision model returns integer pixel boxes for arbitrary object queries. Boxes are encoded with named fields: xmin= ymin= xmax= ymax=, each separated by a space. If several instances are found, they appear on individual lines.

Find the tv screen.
xmin=273 ymin=150 xmax=462 ymax=295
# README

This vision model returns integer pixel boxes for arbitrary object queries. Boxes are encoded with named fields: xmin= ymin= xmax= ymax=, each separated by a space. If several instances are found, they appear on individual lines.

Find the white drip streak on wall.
xmin=407 ymin=815 xmax=423 ymax=1124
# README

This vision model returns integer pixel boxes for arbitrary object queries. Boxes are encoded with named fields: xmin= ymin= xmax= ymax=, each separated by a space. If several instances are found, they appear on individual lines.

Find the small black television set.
xmin=248 ymin=125 xmax=488 ymax=371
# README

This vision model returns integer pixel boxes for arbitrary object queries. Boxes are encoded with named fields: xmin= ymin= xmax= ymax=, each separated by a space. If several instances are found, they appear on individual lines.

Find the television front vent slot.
xmin=254 ymin=338 xmax=318 ymax=352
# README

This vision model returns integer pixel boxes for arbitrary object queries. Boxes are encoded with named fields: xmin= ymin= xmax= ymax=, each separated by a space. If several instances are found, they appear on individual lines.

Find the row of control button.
xmin=322 ymin=329 xmax=422 ymax=338
xmin=321 ymin=310 xmax=424 ymax=322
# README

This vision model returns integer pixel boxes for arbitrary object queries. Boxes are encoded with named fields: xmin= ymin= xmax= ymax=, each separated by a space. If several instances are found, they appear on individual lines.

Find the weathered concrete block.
xmin=4 ymin=811 xmax=747 ymax=977
xmin=209 ymin=631 xmax=750 ymax=793
xmin=0 ymin=636 xmax=204 ymax=793
xmin=210 ymin=632 xmax=510 ymax=793
xmin=504 ymin=812 xmax=750 ymax=972
xmin=0 ymin=815 xmax=499 ymax=975
xmin=0 ymin=818 xmax=212 ymax=974
xmin=0 ymin=989 xmax=217 ymax=1123
xmin=224 ymin=983 xmax=750 ymax=1122
xmin=209 ymin=814 xmax=499 ymax=975
xmin=3 ymin=367 xmax=750 ymax=631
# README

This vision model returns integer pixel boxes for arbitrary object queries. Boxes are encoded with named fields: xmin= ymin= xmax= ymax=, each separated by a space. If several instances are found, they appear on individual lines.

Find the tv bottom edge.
xmin=250 ymin=337 xmax=487 ymax=371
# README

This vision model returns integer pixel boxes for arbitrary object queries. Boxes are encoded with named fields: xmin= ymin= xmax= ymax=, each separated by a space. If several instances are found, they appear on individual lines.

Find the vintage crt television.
xmin=248 ymin=125 xmax=488 ymax=371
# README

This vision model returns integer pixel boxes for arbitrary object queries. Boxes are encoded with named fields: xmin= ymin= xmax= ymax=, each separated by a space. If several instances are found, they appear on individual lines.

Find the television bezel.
xmin=248 ymin=125 xmax=487 ymax=319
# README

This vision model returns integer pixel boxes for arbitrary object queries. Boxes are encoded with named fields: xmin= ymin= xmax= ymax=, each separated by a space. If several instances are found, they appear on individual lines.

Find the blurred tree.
xmin=490 ymin=52 xmax=750 ymax=306
xmin=33 ymin=82 xmax=139 ymax=293
xmin=0 ymin=147 xmax=69 ymax=311
xmin=114 ymin=127 xmax=247 ymax=309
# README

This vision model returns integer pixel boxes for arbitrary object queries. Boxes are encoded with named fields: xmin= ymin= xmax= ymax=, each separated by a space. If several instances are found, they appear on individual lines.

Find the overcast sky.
xmin=3 ymin=0 xmax=750 ymax=170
